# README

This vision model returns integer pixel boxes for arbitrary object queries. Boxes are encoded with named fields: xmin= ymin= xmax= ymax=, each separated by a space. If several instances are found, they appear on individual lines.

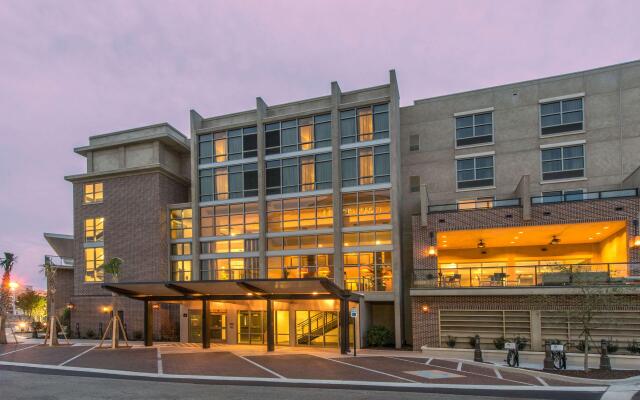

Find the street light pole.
xmin=9 ymin=282 xmax=18 ymax=315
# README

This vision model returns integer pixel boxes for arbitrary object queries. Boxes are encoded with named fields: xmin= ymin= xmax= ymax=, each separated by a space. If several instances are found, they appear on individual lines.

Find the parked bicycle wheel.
xmin=506 ymin=350 xmax=517 ymax=367
xmin=552 ymin=353 xmax=563 ymax=369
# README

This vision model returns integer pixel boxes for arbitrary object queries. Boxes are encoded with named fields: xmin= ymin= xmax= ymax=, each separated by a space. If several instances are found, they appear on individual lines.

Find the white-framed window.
xmin=84 ymin=247 xmax=104 ymax=282
xmin=540 ymin=189 xmax=584 ymax=203
xmin=455 ymin=112 xmax=493 ymax=147
xmin=409 ymin=134 xmax=420 ymax=152
xmin=541 ymin=144 xmax=585 ymax=181
xmin=83 ymin=182 xmax=103 ymax=204
xmin=456 ymin=155 xmax=494 ymax=189
xmin=540 ymin=97 xmax=583 ymax=135
xmin=457 ymin=197 xmax=494 ymax=210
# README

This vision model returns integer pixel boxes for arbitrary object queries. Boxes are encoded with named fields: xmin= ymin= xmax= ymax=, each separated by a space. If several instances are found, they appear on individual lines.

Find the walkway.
xmin=0 ymin=341 xmax=635 ymax=400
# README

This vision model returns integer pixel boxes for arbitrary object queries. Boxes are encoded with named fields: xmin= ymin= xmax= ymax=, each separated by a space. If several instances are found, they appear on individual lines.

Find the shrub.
xmin=514 ymin=336 xmax=528 ymax=351
xmin=493 ymin=336 xmax=506 ymax=350
xmin=446 ymin=336 xmax=457 ymax=348
xmin=133 ymin=330 xmax=143 ymax=340
xmin=85 ymin=329 xmax=96 ymax=339
xmin=627 ymin=340 xmax=640 ymax=354
xmin=366 ymin=325 xmax=393 ymax=347
xmin=606 ymin=340 xmax=619 ymax=354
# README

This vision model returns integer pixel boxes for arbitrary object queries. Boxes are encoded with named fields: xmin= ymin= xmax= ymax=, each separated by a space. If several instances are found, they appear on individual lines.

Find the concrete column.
xmin=389 ymin=70 xmax=404 ymax=349
xmin=256 ymin=98 xmax=268 ymax=278
xmin=266 ymin=299 xmax=274 ymax=352
xmin=530 ymin=310 xmax=542 ymax=351
xmin=358 ymin=297 xmax=369 ymax=348
xmin=202 ymin=300 xmax=210 ymax=349
xmin=330 ymin=81 xmax=343 ymax=287
xmin=143 ymin=300 xmax=153 ymax=347
xmin=419 ymin=184 xmax=429 ymax=226
xmin=189 ymin=110 xmax=204 ymax=280
xmin=339 ymin=297 xmax=350 ymax=354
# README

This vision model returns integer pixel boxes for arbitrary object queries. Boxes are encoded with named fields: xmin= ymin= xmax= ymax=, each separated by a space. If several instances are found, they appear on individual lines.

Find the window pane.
xmin=562 ymin=98 xmax=582 ymax=112
xmin=563 ymin=145 xmax=584 ymax=158
xmin=563 ymin=111 xmax=583 ymax=123
xmin=475 ymin=156 xmax=493 ymax=168
xmin=541 ymin=114 xmax=561 ymax=127
xmin=541 ymin=102 xmax=561 ymax=115
xmin=541 ymin=148 xmax=562 ymax=161
xmin=455 ymin=116 xmax=473 ymax=128
xmin=474 ymin=113 xmax=492 ymax=125
xmin=457 ymin=159 xmax=474 ymax=170
xmin=456 ymin=127 xmax=473 ymax=139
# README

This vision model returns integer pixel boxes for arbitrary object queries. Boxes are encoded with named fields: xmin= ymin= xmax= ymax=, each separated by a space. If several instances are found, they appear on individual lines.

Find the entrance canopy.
xmin=102 ymin=278 xmax=360 ymax=301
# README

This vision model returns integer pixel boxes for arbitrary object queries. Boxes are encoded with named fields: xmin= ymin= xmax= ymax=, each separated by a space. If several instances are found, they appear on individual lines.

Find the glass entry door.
xmin=188 ymin=311 xmax=227 ymax=343
xmin=238 ymin=311 xmax=265 ymax=344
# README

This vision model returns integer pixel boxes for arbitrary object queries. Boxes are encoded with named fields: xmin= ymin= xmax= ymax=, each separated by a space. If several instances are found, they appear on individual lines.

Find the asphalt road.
xmin=0 ymin=370 xmax=536 ymax=400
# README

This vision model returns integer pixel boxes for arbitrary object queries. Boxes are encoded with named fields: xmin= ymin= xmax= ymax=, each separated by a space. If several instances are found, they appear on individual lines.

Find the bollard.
xmin=543 ymin=340 xmax=554 ymax=370
xmin=473 ymin=335 xmax=483 ymax=362
xmin=98 ymin=322 xmax=103 ymax=338
xmin=599 ymin=339 xmax=611 ymax=371
xmin=75 ymin=322 xmax=80 ymax=339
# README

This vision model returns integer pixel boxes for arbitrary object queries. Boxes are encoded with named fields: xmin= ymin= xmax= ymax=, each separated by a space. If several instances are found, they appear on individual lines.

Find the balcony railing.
xmin=531 ymin=189 xmax=638 ymax=204
xmin=44 ymin=255 xmax=74 ymax=268
xmin=413 ymin=263 xmax=640 ymax=289
xmin=428 ymin=198 xmax=520 ymax=213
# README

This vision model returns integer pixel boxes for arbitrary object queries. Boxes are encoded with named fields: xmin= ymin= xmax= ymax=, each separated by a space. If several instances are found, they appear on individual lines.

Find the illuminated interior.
xmin=435 ymin=221 xmax=629 ymax=287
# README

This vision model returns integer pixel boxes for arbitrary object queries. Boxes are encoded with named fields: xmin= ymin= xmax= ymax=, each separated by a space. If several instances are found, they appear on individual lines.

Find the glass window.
xmin=267 ymin=195 xmax=333 ymax=232
xmin=410 ymin=176 xmax=420 ymax=192
xmin=84 ymin=217 xmax=104 ymax=242
xmin=200 ymin=258 xmax=259 ymax=280
xmin=342 ymin=190 xmax=390 ymax=227
xmin=263 ymin=114 xmax=331 ymax=154
xmin=170 ymin=209 xmax=193 ymax=239
xmin=171 ymin=260 xmax=192 ymax=281
xmin=198 ymin=126 xmax=257 ymax=166
xmin=342 ymin=230 xmax=392 ymax=247
xmin=83 ymin=183 xmax=103 ymax=204
xmin=541 ymin=144 xmax=585 ymax=181
xmin=267 ymin=255 xmax=334 ymax=280
xmin=300 ymin=156 xmax=315 ymax=191
xmin=409 ymin=135 xmax=419 ymax=152
xmin=299 ymin=123 xmax=314 ymax=151
xmin=200 ymin=202 xmax=258 ymax=237
xmin=456 ymin=155 xmax=494 ymax=189
xmin=171 ymin=242 xmax=192 ymax=256
xmin=199 ymin=169 xmax=213 ymax=202
xmin=341 ymin=104 xmax=389 ymax=144
xmin=343 ymin=251 xmax=392 ymax=291
xmin=84 ymin=247 xmax=104 ymax=282
xmin=265 ymin=155 xmax=331 ymax=194
xmin=199 ymin=133 xmax=214 ymax=164
xmin=455 ymin=112 xmax=493 ymax=147
xmin=540 ymin=98 xmax=584 ymax=135
xmin=341 ymin=145 xmax=389 ymax=187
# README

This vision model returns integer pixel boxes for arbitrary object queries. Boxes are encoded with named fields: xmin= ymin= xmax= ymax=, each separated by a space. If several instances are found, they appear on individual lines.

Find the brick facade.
xmin=411 ymin=196 xmax=640 ymax=349
xmin=70 ymin=171 xmax=188 ymax=339
xmin=48 ymin=268 xmax=73 ymax=318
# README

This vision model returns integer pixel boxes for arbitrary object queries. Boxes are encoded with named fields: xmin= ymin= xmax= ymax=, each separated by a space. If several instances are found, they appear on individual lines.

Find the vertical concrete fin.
xmin=420 ymin=184 xmax=429 ymax=226
xmin=515 ymin=175 xmax=531 ymax=221
xmin=389 ymin=69 xmax=399 ymax=97
xmin=256 ymin=97 xmax=267 ymax=278
xmin=331 ymin=81 xmax=342 ymax=97
xmin=330 ymin=79 xmax=343 ymax=287
xmin=189 ymin=109 xmax=203 ymax=280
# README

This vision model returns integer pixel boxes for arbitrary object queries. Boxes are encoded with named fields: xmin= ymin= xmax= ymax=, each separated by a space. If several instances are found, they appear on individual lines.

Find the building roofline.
xmin=43 ymin=232 xmax=73 ymax=240
xmin=409 ymin=58 xmax=640 ymax=106
xmin=88 ymin=122 xmax=187 ymax=141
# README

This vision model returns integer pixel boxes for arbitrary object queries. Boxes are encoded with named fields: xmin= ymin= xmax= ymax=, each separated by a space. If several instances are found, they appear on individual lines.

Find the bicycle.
xmin=505 ymin=342 xmax=519 ymax=367
xmin=550 ymin=343 xmax=567 ymax=370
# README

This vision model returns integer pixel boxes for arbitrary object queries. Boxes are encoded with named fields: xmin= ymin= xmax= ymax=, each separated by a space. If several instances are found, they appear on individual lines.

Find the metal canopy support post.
xmin=202 ymin=299 xmax=210 ymax=349
xmin=339 ymin=297 xmax=350 ymax=354
xmin=266 ymin=298 xmax=274 ymax=352
xmin=143 ymin=300 xmax=153 ymax=347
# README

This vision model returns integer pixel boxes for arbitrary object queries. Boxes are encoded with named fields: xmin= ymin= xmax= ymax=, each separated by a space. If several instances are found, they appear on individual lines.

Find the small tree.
xmin=0 ymin=252 xmax=17 ymax=344
xmin=99 ymin=257 xmax=126 ymax=348
xmin=16 ymin=289 xmax=47 ymax=321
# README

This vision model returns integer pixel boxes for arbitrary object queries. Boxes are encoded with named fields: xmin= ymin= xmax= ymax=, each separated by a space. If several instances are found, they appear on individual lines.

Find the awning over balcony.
xmin=102 ymin=278 xmax=360 ymax=301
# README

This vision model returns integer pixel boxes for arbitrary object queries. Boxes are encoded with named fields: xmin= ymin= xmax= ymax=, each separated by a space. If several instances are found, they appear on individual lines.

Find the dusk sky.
xmin=1 ymin=0 xmax=639 ymax=289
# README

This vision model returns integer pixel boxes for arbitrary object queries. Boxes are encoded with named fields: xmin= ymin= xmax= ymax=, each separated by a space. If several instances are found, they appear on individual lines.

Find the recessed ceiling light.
xmin=442 ymin=244 xmax=448 ymax=247
xmin=596 ymin=232 xmax=601 ymax=235
xmin=518 ymin=231 xmax=524 ymax=234
xmin=514 ymin=236 xmax=519 ymax=240
xmin=603 ymin=226 xmax=609 ymax=230
xmin=443 ymin=240 xmax=447 ymax=243
xmin=588 ymin=237 xmax=594 ymax=240
xmin=510 ymin=241 xmax=515 ymax=244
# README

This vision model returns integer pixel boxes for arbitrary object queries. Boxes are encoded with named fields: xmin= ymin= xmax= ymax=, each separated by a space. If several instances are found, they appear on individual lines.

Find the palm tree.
xmin=99 ymin=257 xmax=125 ymax=347
xmin=0 ymin=252 xmax=17 ymax=344
xmin=41 ymin=259 xmax=59 ymax=345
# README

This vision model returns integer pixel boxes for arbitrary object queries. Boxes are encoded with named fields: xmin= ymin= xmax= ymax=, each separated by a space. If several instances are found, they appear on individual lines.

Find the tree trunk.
xmin=0 ymin=315 xmax=7 ymax=344
xmin=584 ymin=339 xmax=589 ymax=372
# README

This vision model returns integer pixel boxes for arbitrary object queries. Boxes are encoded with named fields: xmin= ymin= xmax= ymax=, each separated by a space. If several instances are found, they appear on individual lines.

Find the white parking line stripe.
xmin=386 ymin=356 xmax=535 ymax=387
xmin=494 ymin=368 xmax=502 ymax=379
xmin=324 ymin=357 xmax=417 ymax=383
xmin=58 ymin=345 xmax=97 ymax=366
xmin=456 ymin=362 xmax=462 ymax=371
xmin=535 ymin=376 xmax=549 ymax=386
xmin=0 ymin=344 xmax=39 ymax=357
xmin=157 ymin=348 xmax=163 ymax=375
xmin=236 ymin=355 xmax=285 ymax=379
xmin=425 ymin=357 xmax=433 ymax=365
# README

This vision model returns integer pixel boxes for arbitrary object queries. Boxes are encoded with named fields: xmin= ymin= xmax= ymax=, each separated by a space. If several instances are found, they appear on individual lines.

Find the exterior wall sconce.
xmin=421 ymin=305 xmax=430 ymax=313
xmin=477 ymin=239 xmax=486 ymax=249
xmin=66 ymin=303 xmax=75 ymax=310
xmin=550 ymin=235 xmax=560 ymax=245
xmin=632 ymin=220 xmax=640 ymax=248
xmin=101 ymin=306 xmax=110 ymax=314
xmin=427 ymin=232 xmax=438 ymax=256
xmin=152 ymin=303 xmax=160 ymax=310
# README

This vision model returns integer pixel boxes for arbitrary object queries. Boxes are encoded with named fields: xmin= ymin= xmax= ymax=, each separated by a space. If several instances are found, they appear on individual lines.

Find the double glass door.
xmin=238 ymin=311 xmax=266 ymax=344
xmin=188 ymin=311 xmax=227 ymax=343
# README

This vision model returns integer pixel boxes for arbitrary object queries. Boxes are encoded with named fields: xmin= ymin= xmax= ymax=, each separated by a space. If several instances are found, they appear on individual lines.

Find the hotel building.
xmin=45 ymin=60 xmax=640 ymax=351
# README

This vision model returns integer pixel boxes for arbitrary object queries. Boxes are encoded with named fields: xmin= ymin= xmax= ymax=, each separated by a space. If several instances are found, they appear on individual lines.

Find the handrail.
xmin=531 ymin=188 xmax=638 ymax=204
xmin=413 ymin=262 xmax=640 ymax=288
xmin=44 ymin=255 xmax=74 ymax=267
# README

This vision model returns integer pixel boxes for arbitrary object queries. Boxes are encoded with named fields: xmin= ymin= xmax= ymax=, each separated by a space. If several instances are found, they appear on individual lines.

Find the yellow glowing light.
xmin=596 ymin=232 xmax=601 ymax=235
xmin=442 ymin=244 xmax=448 ymax=247
xmin=603 ymin=226 xmax=609 ymax=230
xmin=247 ymin=292 xmax=253 ymax=296
xmin=421 ymin=305 xmax=430 ymax=313
xmin=375 ymin=240 xmax=381 ymax=245
xmin=18 ymin=322 xmax=26 ymax=329
xmin=510 ymin=241 xmax=515 ymax=244
xmin=588 ymin=237 xmax=594 ymax=240
xmin=427 ymin=246 xmax=437 ymax=256
xmin=514 ymin=236 xmax=519 ymax=240
xmin=633 ymin=236 xmax=640 ymax=247
xmin=101 ymin=306 xmax=110 ymax=313
xmin=8 ymin=281 xmax=18 ymax=290
xmin=518 ymin=231 xmax=524 ymax=234
xmin=312 ymin=291 xmax=318 ymax=296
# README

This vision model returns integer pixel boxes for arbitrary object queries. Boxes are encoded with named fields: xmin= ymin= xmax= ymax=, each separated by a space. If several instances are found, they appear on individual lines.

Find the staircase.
xmin=296 ymin=312 xmax=338 ymax=345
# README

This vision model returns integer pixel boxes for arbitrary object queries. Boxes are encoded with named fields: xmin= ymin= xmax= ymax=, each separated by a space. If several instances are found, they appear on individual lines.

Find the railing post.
xmin=474 ymin=335 xmax=483 ymax=362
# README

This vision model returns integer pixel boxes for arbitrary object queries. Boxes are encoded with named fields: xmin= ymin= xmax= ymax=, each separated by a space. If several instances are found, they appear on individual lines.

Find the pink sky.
xmin=1 ymin=0 xmax=639 ymax=289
